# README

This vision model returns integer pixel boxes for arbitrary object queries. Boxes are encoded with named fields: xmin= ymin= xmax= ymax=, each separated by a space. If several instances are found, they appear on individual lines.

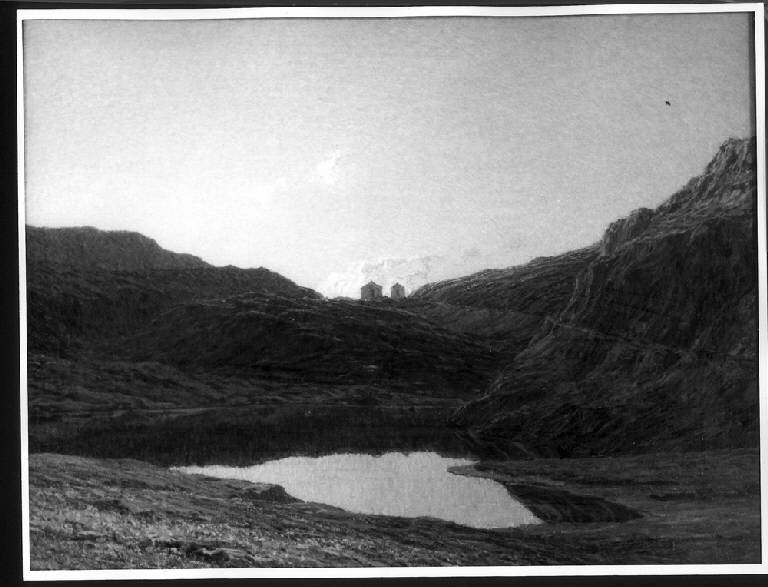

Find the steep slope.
xmin=409 ymin=247 xmax=598 ymax=352
xmin=412 ymin=246 xmax=598 ymax=313
xmin=25 ymin=226 xmax=319 ymax=354
xmin=451 ymin=137 xmax=759 ymax=457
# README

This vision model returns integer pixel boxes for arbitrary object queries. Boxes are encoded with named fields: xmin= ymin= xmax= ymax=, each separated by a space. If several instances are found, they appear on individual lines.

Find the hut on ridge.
xmin=360 ymin=281 xmax=383 ymax=301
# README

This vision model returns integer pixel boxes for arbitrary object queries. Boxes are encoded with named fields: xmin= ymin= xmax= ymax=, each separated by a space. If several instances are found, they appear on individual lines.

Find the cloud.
xmin=251 ymin=176 xmax=289 ymax=203
xmin=315 ymin=149 xmax=344 ymax=186
xmin=314 ymin=236 xmax=542 ymax=298
xmin=316 ymin=255 xmax=444 ymax=298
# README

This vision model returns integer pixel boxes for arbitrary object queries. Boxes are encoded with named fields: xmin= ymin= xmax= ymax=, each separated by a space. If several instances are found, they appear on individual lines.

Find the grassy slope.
xmin=26 ymin=259 xmax=319 ymax=355
xmin=29 ymin=449 xmax=760 ymax=569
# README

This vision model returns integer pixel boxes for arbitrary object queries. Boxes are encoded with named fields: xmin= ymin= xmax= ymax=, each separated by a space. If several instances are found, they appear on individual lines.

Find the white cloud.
xmin=250 ymin=176 xmax=289 ymax=203
xmin=315 ymin=244 xmax=532 ymax=299
xmin=316 ymin=256 xmax=442 ymax=298
xmin=315 ymin=149 xmax=343 ymax=185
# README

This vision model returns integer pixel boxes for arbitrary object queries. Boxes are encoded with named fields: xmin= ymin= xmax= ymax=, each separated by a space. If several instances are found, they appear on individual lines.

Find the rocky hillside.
xmin=26 ymin=226 xmax=496 ymax=393
xmin=408 ymin=245 xmax=598 ymax=353
xmin=26 ymin=226 xmax=209 ymax=271
xmin=25 ymin=226 xmax=319 ymax=354
xmin=120 ymin=294 xmax=496 ymax=393
xmin=412 ymin=246 xmax=598 ymax=314
xmin=450 ymin=137 xmax=759 ymax=457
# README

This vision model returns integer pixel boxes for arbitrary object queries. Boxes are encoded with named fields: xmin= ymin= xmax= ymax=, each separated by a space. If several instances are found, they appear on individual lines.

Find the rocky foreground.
xmin=29 ymin=448 xmax=760 ymax=569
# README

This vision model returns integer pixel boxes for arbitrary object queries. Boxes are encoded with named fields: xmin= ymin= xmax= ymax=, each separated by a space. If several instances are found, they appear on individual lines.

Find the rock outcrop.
xmin=450 ymin=137 xmax=759 ymax=457
xmin=409 ymin=247 xmax=598 ymax=354
xmin=599 ymin=207 xmax=654 ymax=256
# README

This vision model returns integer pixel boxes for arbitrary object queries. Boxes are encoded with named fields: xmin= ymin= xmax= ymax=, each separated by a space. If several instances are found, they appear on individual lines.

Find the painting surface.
xmin=20 ymin=7 xmax=763 ymax=574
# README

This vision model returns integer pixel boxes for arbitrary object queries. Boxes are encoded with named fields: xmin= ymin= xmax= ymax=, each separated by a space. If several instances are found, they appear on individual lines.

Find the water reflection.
xmin=178 ymin=451 xmax=540 ymax=529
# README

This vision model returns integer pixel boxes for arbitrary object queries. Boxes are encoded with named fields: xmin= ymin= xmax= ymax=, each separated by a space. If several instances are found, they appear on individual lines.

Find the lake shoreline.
xmin=28 ymin=447 xmax=760 ymax=569
xmin=176 ymin=452 xmax=543 ymax=529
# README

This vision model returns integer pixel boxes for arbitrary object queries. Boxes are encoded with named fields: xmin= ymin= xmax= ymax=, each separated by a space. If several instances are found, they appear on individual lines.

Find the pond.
xmin=177 ymin=451 xmax=540 ymax=529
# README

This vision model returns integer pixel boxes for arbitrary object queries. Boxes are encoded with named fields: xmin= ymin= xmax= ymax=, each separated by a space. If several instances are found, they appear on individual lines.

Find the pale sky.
xmin=23 ymin=13 xmax=755 ymax=293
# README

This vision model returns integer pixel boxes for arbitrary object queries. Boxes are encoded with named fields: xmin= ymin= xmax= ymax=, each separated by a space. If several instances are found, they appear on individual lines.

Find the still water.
xmin=177 ymin=451 xmax=540 ymax=529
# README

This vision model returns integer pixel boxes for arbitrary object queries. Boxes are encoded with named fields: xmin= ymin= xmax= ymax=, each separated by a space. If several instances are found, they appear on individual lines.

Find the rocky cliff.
xmin=408 ymin=247 xmax=598 ymax=354
xmin=450 ymin=137 xmax=759 ymax=457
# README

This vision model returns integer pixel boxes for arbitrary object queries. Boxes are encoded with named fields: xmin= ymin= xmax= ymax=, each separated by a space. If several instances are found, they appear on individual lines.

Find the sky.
xmin=23 ymin=12 xmax=756 ymax=296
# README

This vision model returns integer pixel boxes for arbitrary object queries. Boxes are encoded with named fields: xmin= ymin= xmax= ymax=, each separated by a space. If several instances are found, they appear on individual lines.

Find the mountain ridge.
xmin=25 ymin=225 xmax=498 ymax=393
xmin=448 ymin=136 xmax=758 ymax=457
xmin=25 ymin=225 xmax=321 ymax=355
xmin=26 ymin=225 xmax=211 ymax=271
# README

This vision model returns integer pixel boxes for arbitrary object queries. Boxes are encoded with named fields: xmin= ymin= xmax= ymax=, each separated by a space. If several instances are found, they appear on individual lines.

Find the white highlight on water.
xmin=176 ymin=451 xmax=540 ymax=529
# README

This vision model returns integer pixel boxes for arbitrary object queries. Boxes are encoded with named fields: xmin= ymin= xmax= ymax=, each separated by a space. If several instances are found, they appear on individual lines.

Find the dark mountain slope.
xmin=412 ymin=245 xmax=598 ymax=314
xmin=120 ymin=294 xmax=496 ymax=393
xmin=408 ymin=246 xmax=598 ymax=352
xmin=26 ymin=226 xmax=209 ymax=270
xmin=451 ymin=137 xmax=759 ymax=457
xmin=26 ymin=226 xmax=319 ymax=354
xmin=26 ymin=226 xmax=497 ymax=394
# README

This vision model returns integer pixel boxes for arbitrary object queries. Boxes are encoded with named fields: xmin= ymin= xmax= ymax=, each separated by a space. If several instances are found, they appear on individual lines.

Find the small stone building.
xmin=360 ymin=281 xmax=383 ymax=301
xmin=390 ymin=283 xmax=406 ymax=300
